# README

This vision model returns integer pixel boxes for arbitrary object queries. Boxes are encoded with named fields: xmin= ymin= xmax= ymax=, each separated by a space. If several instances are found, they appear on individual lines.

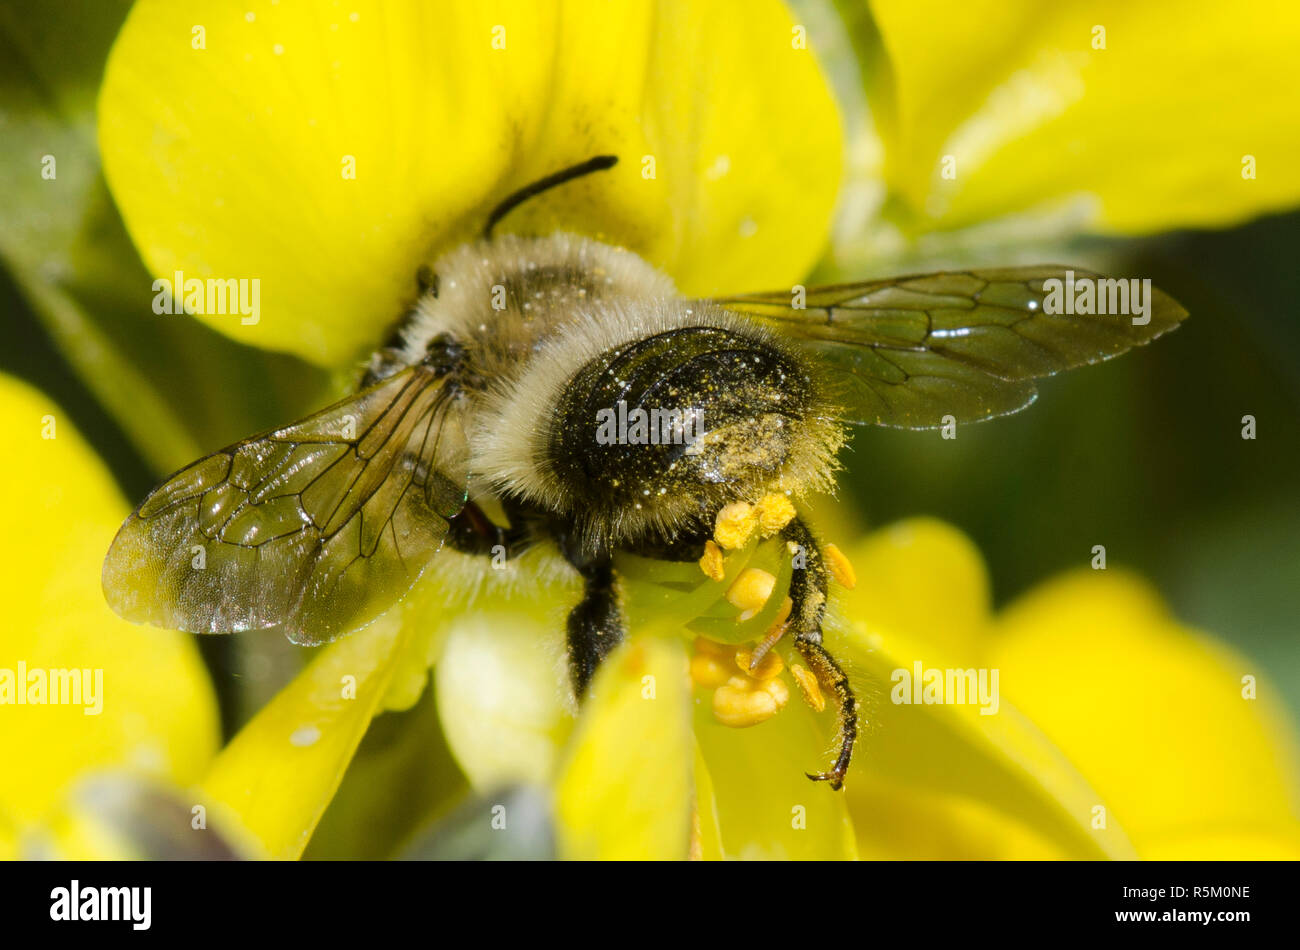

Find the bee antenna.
xmin=482 ymin=155 xmax=618 ymax=239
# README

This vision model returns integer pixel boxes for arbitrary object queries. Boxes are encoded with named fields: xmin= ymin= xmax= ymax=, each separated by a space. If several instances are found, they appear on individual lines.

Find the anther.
xmin=698 ymin=540 xmax=725 ymax=582
xmin=735 ymin=646 xmax=783 ymax=681
xmin=824 ymin=543 xmax=857 ymax=589
xmin=690 ymin=637 xmax=735 ymax=689
xmin=712 ymin=674 xmax=790 ymax=727
xmin=790 ymin=663 xmax=825 ymax=712
xmin=726 ymin=568 xmax=776 ymax=620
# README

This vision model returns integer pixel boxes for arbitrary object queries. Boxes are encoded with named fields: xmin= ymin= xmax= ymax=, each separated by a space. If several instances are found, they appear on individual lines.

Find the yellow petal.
xmin=434 ymin=608 xmax=574 ymax=790
xmin=99 ymin=0 xmax=842 ymax=365
xmin=305 ymin=689 xmax=471 ymax=859
xmin=831 ymin=616 xmax=1134 ymax=858
xmin=847 ymin=782 xmax=1066 ymax=860
xmin=33 ymin=775 xmax=248 ymax=860
xmin=555 ymin=637 xmax=693 ymax=859
xmin=25 ymin=805 xmax=141 ymax=861
xmin=693 ymin=666 xmax=858 ymax=859
xmin=989 ymin=569 xmax=1300 ymax=856
xmin=842 ymin=517 xmax=991 ymax=659
xmin=866 ymin=0 xmax=1300 ymax=236
xmin=1140 ymin=826 xmax=1300 ymax=861
xmin=0 ymin=375 xmax=219 ymax=844
xmin=200 ymin=613 xmax=413 ymax=859
xmin=833 ymin=522 xmax=1135 ymax=858
xmin=690 ymin=741 xmax=726 ymax=860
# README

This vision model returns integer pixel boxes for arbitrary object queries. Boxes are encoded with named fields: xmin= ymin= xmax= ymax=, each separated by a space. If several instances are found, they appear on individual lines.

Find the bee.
xmin=103 ymin=155 xmax=1187 ymax=789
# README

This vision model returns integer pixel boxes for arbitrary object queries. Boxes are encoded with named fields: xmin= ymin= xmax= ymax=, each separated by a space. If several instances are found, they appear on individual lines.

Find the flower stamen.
xmin=713 ymin=674 xmax=790 ymax=727
xmin=689 ymin=637 xmax=736 ymax=689
xmin=692 ymin=637 xmax=793 ymax=728
xmin=735 ymin=645 xmax=783 ymax=680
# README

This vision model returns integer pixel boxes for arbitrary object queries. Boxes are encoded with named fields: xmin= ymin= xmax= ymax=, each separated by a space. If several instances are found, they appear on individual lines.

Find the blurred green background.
xmin=2 ymin=0 xmax=1297 ymax=803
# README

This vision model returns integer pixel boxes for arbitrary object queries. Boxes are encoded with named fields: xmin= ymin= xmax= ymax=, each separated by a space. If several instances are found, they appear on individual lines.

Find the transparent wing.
xmin=710 ymin=267 xmax=1188 ymax=427
xmin=103 ymin=365 xmax=468 ymax=644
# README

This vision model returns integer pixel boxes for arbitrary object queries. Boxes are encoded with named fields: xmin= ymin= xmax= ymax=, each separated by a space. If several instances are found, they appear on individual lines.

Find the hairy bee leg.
xmin=565 ymin=557 xmax=625 ymax=699
xmin=782 ymin=518 xmax=859 ymax=791
xmin=793 ymin=638 xmax=858 ymax=790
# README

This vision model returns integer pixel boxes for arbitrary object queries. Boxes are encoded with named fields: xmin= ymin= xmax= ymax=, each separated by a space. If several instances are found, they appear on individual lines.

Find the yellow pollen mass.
xmin=713 ymin=501 xmax=758 ymax=550
xmin=824 ymin=543 xmax=857 ymax=589
xmin=697 ymin=539 xmax=725 ymax=582
xmin=754 ymin=493 xmax=796 ymax=536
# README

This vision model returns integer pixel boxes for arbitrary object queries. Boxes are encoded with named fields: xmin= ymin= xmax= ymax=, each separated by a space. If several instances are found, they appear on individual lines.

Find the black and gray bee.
xmin=103 ymin=156 xmax=1187 ymax=788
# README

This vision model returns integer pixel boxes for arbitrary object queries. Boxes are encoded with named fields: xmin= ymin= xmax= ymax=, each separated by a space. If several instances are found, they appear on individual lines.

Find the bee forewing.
xmin=102 ymin=366 xmax=468 ymax=644
xmin=710 ymin=266 xmax=1188 ymax=428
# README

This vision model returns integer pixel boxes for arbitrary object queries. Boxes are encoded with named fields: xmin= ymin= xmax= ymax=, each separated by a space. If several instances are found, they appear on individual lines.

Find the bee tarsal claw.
xmin=805 ymin=770 xmax=846 ymax=791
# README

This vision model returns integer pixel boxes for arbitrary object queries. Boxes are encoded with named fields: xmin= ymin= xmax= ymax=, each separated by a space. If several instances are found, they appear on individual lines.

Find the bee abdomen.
xmin=547 ymin=323 xmax=829 ymax=535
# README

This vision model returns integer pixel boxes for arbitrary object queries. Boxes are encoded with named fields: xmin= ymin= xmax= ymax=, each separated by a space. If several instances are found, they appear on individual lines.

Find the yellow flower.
xmin=837 ymin=520 xmax=1300 ymax=860
xmin=393 ymin=515 xmax=1300 ymax=860
xmin=436 ymin=536 xmax=864 ymax=859
xmin=0 ymin=375 xmax=221 ymax=859
xmin=96 ymin=0 xmax=843 ymax=859
xmin=99 ymin=0 xmax=840 ymax=366
xmin=84 ymin=0 xmax=1300 ymax=859
xmin=830 ymin=0 xmax=1300 ymax=269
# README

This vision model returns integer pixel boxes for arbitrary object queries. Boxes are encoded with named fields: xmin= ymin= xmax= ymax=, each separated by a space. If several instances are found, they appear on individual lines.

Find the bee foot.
xmin=805 ymin=769 xmax=846 ymax=791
